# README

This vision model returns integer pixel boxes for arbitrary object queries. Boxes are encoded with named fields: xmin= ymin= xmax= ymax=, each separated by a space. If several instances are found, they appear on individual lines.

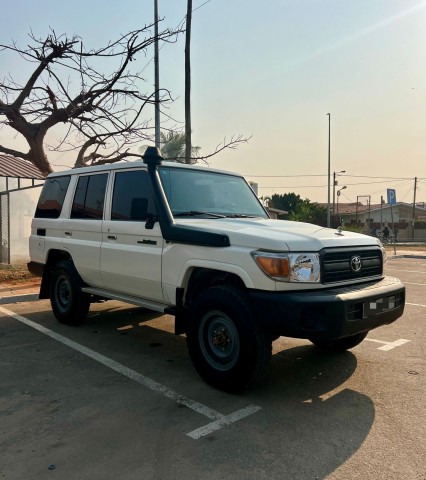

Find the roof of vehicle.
xmin=47 ymin=159 xmax=243 ymax=179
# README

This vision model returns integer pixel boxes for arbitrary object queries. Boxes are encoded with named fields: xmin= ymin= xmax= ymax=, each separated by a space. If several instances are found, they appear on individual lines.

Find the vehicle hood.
xmin=175 ymin=217 xmax=381 ymax=251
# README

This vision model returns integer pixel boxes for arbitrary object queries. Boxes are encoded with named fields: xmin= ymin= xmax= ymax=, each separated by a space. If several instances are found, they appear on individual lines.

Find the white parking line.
xmin=187 ymin=405 xmax=262 ymax=439
xmin=0 ymin=306 xmax=261 ymax=439
xmin=365 ymin=338 xmax=410 ymax=351
xmin=403 ymin=282 xmax=426 ymax=286
xmin=406 ymin=302 xmax=426 ymax=308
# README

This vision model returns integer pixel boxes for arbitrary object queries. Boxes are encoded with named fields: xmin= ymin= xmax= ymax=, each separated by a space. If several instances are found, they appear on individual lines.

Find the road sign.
xmin=387 ymin=189 xmax=396 ymax=205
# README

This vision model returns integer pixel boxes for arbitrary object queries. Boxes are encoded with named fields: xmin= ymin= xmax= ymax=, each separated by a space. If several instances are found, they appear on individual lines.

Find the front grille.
xmin=321 ymin=247 xmax=383 ymax=284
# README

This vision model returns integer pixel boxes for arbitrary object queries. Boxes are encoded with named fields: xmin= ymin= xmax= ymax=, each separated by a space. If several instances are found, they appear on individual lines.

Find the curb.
xmin=0 ymin=294 xmax=40 ymax=305
xmin=388 ymin=254 xmax=426 ymax=260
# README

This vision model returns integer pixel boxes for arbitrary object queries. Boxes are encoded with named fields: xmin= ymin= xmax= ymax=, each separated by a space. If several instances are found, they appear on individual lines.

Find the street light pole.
xmin=185 ymin=0 xmax=193 ymax=164
xmin=154 ymin=0 xmax=160 ymax=148
xmin=336 ymin=185 xmax=347 ymax=223
xmin=332 ymin=170 xmax=346 ymax=217
xmin=332 ymin=171 xmax=336 ymax=217
xmin=327 ymin=113 xmax=331 ymax=228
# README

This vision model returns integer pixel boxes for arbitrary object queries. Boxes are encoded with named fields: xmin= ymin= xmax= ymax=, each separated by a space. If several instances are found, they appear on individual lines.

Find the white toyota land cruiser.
xmin=28 ymin=147 xmax=405 ymax=391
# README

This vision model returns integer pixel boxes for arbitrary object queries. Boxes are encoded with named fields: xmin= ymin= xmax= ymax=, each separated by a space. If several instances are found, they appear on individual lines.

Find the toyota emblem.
xmin=351 ymin=256 xmax=362 ymax=272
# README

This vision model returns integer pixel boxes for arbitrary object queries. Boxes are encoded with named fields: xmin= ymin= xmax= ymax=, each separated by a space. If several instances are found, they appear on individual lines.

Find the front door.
xmin=100 ymin=168 xmax=164 ymax=302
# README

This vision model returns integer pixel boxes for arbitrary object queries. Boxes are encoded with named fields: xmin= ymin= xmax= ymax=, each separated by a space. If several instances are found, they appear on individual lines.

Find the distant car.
xmin=28 ymin=148 xmax=405 ymax=391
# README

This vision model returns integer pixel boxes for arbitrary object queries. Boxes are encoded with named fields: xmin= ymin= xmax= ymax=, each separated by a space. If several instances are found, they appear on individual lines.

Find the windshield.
xmin=159 ymin=167 xmax=268 ymax=218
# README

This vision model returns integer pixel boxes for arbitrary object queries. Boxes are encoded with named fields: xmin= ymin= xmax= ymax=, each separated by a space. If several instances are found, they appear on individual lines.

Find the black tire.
xmin=50 ymin=260 xmax=90 ymax=325
xmin=310 ymin=331 xmax=368 ymax=351
xmin=186 ymin=285 xmax=271 ymax=392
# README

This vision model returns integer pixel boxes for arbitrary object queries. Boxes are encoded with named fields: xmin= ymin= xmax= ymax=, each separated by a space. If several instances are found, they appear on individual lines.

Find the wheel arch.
xmin=183 ymin=267 xmax=247 ymax=307
xmin=173 ymin=266 xmax=249 ymax=336
xmin=39 ymin=249 xmax=73 ymax=299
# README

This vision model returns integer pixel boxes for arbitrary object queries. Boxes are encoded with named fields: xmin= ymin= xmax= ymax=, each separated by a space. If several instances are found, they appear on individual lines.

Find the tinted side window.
xmin=111 ymin=170 xmax=156 ymax=221
xmin=35 ymin=176 xmax=71 ymax=219
xmin=71 ymin=174 xmax=108 ymax=220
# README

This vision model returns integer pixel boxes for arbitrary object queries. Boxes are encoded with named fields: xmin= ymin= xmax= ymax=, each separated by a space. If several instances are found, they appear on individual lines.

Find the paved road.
xmin=1 ymin=257 xmax=425 ymax=480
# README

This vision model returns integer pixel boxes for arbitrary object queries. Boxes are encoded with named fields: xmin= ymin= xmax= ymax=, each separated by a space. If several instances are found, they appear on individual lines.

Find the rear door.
xmin=62 ymin=173 xmax=108 ymax=287
xmin=100 ymin=168 xmax=164 ymax=301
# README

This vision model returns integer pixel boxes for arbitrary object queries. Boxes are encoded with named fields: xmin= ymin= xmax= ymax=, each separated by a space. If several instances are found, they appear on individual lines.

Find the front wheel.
xmin=186 ymin=286 xmax=271 ymax=392
xmin=310 ymin=331 xmax=368 ymax=351
xmin=50 ymin=260 xmax=90 ymax=325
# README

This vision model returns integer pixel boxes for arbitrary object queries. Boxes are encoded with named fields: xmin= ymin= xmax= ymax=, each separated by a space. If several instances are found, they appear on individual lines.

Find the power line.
xmin=141 ymin=0 xmax=214 ymax=74
xmin=256 ymin=179 xmax=416 ymax=188
xmin=193 ymin=0 xmax=213 ymax=12
xmin=245 ymin=174 xmax=326 ymax=178
xmin=245 ymin=173 xmax=414 ymax=180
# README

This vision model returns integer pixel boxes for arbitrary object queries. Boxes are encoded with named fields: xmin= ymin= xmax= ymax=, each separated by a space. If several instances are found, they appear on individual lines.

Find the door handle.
xmin=107 ymin=235 xmax=117 ymax=240
xmin=137 ymin=239 xmax=157 ymax=245
xmin=64 ymin=231 xmax=72 ymax=236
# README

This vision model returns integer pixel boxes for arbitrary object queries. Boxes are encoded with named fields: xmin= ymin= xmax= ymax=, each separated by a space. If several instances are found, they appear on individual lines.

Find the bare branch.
xmin=174 ymin=135 xmax=252 ymax=164
xmin=0 ymin=144 xmax=30 ymax=160
xmin=0 ymin=26 xmax=248 ymax=177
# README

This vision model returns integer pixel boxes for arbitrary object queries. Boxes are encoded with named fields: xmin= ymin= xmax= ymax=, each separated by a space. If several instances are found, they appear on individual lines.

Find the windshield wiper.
xmin=173 ymin=210 xmax=226 ymax=218
xmin=224 ymin=214 xmax=256 ymax=218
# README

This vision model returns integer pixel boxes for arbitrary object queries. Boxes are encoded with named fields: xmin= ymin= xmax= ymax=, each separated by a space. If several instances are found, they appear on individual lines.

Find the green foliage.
xmin=342 ymin=224 xmax=364 ymax=233
xmin=270 ymin=193 xmax=300 ymax=216
xmin=270 ymin=193 xmax=326 ymax=225
xmin=290 ymin=199 xmax=327 ymax=225
xmin=160 ymin=131 xmax=201 ymax=161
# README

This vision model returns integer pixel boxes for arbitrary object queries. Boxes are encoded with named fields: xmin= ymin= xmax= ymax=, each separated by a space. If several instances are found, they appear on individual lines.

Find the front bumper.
xmin=249 ymin=276 xmax=405 ymax=341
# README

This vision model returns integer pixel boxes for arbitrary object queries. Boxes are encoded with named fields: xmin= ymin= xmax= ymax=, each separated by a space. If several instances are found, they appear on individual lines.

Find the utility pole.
xmin=154 ymin=0 xmax=160 ymax=148
xmin=412 ymin=176 xmax=418 ymax=240
xmin=185 ymin=0 xmax=193 ymax=164
xmin=332 ymin=171 xmax=336 ymax=217
xmin=327 ymin=113 xmax=331 ymax=228
xmin=332 ymin=170 xmax=346 ymax=218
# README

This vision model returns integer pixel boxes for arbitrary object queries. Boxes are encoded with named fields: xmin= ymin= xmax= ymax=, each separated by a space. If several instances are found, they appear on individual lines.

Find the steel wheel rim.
xmin=55 ymin=274 xmax=71 ymax=313
xmin=199 ymin=310 xmax=240 ymax=371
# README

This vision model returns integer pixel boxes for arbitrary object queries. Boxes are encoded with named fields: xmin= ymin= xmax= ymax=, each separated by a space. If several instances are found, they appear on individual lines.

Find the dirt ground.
xmin=0 ymin=264 xmax=40 ymax=285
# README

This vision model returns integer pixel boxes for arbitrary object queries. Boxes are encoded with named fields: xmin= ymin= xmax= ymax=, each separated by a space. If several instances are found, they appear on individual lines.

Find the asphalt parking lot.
xmin=1 ymin=256 xmax=425 ymax=480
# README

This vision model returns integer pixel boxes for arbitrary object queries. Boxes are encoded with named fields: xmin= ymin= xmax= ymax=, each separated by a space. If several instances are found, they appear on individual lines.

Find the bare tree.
xmin=0 ymin=26 xmax=180 ymax=176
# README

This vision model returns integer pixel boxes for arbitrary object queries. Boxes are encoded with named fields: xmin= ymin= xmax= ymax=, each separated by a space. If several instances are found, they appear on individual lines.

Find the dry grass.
xmin=0 ymin=264 xmax=40 ymax=285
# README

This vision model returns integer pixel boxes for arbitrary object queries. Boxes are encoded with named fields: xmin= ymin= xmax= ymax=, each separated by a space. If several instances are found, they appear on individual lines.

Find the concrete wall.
xmin=9 ymin=187 xmax=41 ymax=264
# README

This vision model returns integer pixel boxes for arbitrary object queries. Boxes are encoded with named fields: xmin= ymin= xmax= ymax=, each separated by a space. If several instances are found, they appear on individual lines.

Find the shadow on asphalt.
xmin=4 ymin=303 xmax=375 ymax=479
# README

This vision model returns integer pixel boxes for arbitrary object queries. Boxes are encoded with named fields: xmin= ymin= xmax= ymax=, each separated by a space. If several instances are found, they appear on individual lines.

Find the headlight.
xmin=252 ymin=251 xmax=320 ymax=283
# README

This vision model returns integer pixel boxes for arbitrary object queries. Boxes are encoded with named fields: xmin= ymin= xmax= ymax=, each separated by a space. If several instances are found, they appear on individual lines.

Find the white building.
xmin=337 ymin=202 xmax=426 ymax=240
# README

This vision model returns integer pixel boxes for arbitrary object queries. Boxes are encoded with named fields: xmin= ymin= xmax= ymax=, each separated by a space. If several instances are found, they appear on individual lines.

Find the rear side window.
xmin=111 ymin=170 xmax=156 ymax=221
xmin=71 ymin=174 xmax=108 ymax=220
xmin=35 ymin=176 xmax=71 ymax=219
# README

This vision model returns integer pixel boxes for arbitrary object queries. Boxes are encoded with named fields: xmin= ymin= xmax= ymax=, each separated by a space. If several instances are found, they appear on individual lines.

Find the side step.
xmin=81 ymin=287 xmax=176 ymax=315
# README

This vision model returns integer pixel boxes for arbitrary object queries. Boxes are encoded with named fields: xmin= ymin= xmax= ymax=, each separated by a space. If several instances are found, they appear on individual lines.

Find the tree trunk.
xmin=27 ymin=136 xmax=53 ymax=177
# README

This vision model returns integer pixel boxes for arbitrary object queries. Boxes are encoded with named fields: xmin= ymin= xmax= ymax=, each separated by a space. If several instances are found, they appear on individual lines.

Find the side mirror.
xmin=145 ymin=213 xmax=157 ymax=230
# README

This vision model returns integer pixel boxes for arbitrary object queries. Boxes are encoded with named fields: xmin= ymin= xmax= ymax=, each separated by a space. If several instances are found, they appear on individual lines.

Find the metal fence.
xmin=0 ymin=192 xmax=10 ymax=264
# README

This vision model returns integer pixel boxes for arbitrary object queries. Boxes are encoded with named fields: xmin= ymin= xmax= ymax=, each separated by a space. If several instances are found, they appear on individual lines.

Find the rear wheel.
xmin=310 ymin=331 xmax=368 ymax=351
xmin=50 ymin=260 xmax=90 ymax=325
xmin=186 ymin=285 xmax=271 ymax=392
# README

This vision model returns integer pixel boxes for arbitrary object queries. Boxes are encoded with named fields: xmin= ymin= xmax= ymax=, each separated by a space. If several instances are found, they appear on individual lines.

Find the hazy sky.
xmin=1 ymin=0 xmax=425 ymax=204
